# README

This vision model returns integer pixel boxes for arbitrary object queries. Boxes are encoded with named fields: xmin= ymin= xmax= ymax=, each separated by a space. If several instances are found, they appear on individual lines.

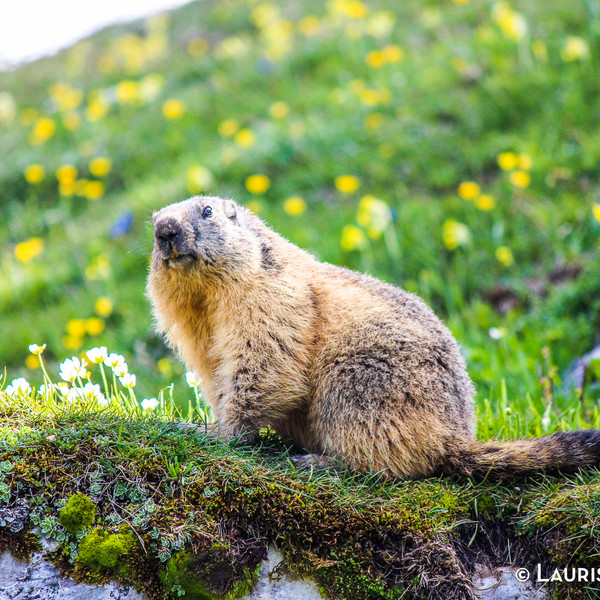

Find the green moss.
xmin=78 ymin=527 xmax=135 ymax=570
xmin=161 ymin=550 xmax=258 ymax=600
xmin=59 ymin=494 xmax=96 ymax=534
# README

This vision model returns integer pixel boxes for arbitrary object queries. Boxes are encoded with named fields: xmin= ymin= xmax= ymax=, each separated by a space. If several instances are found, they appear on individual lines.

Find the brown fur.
xmin=147 ymin=196 xmax=600 ymax=478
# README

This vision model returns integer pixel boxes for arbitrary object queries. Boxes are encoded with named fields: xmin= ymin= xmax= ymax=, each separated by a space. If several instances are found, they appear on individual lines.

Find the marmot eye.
xmin=202 ymin=206 xmax=213 ymax=218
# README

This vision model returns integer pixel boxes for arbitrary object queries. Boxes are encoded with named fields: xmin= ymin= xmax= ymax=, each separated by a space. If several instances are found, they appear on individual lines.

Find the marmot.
xmin=147 ymin=195 xmax=600 ymax=478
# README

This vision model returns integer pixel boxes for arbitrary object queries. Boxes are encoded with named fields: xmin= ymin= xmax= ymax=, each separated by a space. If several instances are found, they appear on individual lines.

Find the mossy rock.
xmin=59 ymin=494 xmax=96 ymax=534
xmin=78 ymin=527 xmax=136 ymax=570
xmin=161 ymin=550 xmax=259 ymax=600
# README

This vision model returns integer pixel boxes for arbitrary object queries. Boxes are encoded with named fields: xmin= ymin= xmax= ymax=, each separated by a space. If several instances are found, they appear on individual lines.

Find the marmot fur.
xmin=147 ymin=196 xmax=600 ymax=478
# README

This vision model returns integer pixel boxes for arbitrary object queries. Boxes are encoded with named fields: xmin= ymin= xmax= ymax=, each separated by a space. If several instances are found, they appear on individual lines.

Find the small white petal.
xmin=141 ymin=397 xmax=159 ymax=410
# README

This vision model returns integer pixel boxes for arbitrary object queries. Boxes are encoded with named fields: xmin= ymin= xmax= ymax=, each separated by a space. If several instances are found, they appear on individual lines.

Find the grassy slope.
xmin=1 ymin=0 xmax=600 ymax=434
xmin=1 ymin=397 xmax=600 ymax=600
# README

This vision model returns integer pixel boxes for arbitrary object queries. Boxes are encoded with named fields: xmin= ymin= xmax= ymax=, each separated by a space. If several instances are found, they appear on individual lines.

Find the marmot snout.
xmin=148 ymin=195 xmax=600 ymax=479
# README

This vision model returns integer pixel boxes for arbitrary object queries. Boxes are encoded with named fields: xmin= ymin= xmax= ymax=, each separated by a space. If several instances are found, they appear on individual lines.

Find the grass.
xmin=1 ymin=393 xmax=600 ymax=599
xmin=1 ymin=0 xmax=600 ymax=435
xmin=1 ymin=1 xmax=600 ymax=595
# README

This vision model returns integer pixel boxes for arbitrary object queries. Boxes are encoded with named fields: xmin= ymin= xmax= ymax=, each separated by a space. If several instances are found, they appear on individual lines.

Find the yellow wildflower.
xmin=381 ymin=45 xmax=404 ymax=62
xmin=510 ymin=170 xmax=530 ymax=188
xmin=86 ymin=317 xmax=105 ymax=336
xmin=357 ymin=195 xmax=391 ymax=236
xmin=67 ymin=319 xmax=87 ymax=338
xmin=561 ymin=36 xmax=590 ymax=62
xmin=24 ymin=164 xmax=45 ymax=184
xmin=56 ymin=165 xmax=77 ymax=183
xmin=139 ymin=74 xmax=164 ymax=102
xmin=85 ymin=95 xmax=109 ymax=122
xmin=335 ymin=175 xmax=361 ymax=193
xmin=475 ymin=194 xmax=496 ymax=211
xmin=157 ymin=358 xmax=172 ymax=376
xmin=89 ymin=157 xmax=112 ymax=177
xmin=518 ymin=154 xmax=532 ymax=170
xmin=341 ymin=225 xmax=367 ymax=252
xmin=95 ymin=297 xmax=113 ymax=317
xmin=235 ymin=128 xmax=256 ymax=148
xmin=63 ymin=335 xmax=82 ymax=350
xmin=364 ymin=113 xmax=383 ymax=130
xmin=496 ymin=246 xmax=514 ymax=267
xmin=366 ymin=50 xmax=385 ymax=68
xmin=245 ymin=174 xmax=271 ymax=194
xmin=30 ymin=117 xmax=55 ymax=145
xmin=15 ymin=238 xmax=44 ymax=263
xmin=246 ymin=200 xmax=262 ymax=214
xmin=283 ymin=196 xmax=307 ymax=216
xmin=592 ymin=204 xmax=600 ymax=224
xmin=49 ymin=83 xmax=83 ymax=112
xmin=269 ymin=101 xmax=289 ymax=119
xmin=457 ymin=181 xmax=480 ymax=200
xmin=162 ymin=99 xmax=185 ymax=119
xmin=83 ymin=181 xmax=105 ymax=200
xmin=345 ymin=1 xmax=368 ymax=19
xmin=63 ymin=112 xmax=81 ymax=131
xmin=26 ymin=355 xmax=40 ymax=370
xmin=298 ymin=16 xmax=321 ymax=36
xmin=59 ymin=180 xmax=76 ymax=197
xmin=218 ymin=119 xmax=239 ymax=137
xmin=20 ymin=107 xmax=39 ymax=126
xmin=187 ymin=165 xmax=214 ymax=194
xmin=497 ymin=151 xmax=518 ymax=171
xmin=442 ymin=220 xmax=470 ymax=250
xmin=366 ymin=11 xmax=396 ymax=37
xmin=492 ymin=2 xmax=528 ymax=42
xmin=116 ymin=80 xmax=139 ymax=104
xmin=187 ymin=38 xmax=209 ymax=56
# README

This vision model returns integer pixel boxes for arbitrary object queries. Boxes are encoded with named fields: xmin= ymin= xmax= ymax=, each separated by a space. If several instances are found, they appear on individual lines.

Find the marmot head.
xmin=150 ymin=196 xmax=262 ymax=283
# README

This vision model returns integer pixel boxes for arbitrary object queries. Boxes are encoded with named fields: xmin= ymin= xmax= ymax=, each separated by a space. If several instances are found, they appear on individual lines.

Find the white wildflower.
xmin=28 ymin=343 xmax=46 ymax=355
xmin=488 ymin=327 xmax=506 ymax=340
xmin=186 ymin=371 xmax=202 ymax=387
xmin=141 ymin=397 xmax=159 ymax=410
xmin=113 ymin=364 xmax=128 ymax=377
xmin=86 ymin=346 xmax=108 ymax=364
xmin=83 ymin=382 xmax=107 ymax=406
xmin=5 ymin=377 xmax=31 ymax=397
xmin=104 ymin=353 xmax=126 ymax=370
xmin=119 ymin=373 xmax=136 ymax=389
xmin=59 ymin=357 xmax=88 ymax=382
xmin=67 ymin=387 xmax=85 ymax=403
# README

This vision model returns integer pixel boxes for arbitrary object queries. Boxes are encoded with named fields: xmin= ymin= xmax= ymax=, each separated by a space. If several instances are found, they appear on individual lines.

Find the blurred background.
xmin=1 ymin=0 xmax=600 ymax=437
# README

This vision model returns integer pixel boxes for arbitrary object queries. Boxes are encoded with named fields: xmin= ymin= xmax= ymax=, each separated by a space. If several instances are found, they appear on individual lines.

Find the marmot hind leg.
xmin=308 ymin=352 xmax=458 ymax=478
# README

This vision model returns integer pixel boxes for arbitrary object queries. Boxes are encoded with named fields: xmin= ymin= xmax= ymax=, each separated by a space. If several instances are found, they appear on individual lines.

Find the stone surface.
xmin=245 ymin=549 xmax=323 ymax=600
xmin=0 ymin=547 xmax=553 ymax=600
xmin=474 ymin=565 xmax=548 ymax=600
xmin=0 ymin=548 xmax=324 ymax=600
xmin=0 ymin=551 xmax=145 ymax=600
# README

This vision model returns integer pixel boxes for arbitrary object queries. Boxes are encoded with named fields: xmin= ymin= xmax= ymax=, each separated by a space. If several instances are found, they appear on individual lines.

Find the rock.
xmin=0 ymin=548 xmax=554 ymax=599
xmin=244 ymin=549 xmax=323 ymax=600
xmin=0 ymin=548 xmax=324 ymax=600
xmin=562 ymin=344 xmax=600 ymax=391
xmin=474 ymin=564 xmax=548 ymax=600
xmin=0 ymin=551 xmax=145 ymax=600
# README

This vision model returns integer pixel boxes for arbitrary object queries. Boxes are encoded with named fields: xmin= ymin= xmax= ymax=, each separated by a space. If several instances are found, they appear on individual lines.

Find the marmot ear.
xmin=224 ymin=200 xmax=237 ymax=221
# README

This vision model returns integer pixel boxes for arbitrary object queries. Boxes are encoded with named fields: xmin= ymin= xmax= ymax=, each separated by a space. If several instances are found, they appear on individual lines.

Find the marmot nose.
xmin=155 ymin=219 xmax=182 ymax=248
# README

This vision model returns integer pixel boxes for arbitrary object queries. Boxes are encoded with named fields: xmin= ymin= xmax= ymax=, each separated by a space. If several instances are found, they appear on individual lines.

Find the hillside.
xmin=1 ymin=0 xmax=600 ymax=428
